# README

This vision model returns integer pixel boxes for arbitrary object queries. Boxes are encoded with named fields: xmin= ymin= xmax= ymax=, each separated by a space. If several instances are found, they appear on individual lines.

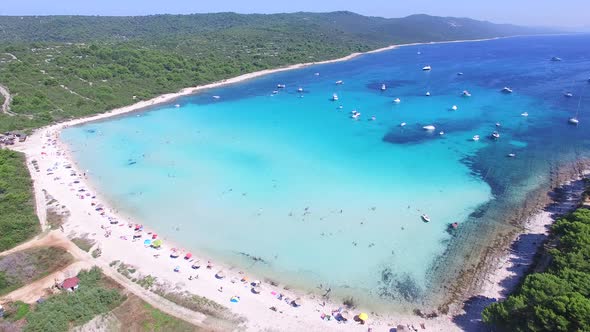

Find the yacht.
xmin=212 ymin=95 xmax=221 ymax=99
xmin=451 ymin=105 xmax=458 ymax=111
xmin=564 ymin=92 xmax=573 ymax=98
xmin=425 ymin=91 xmax=431 ymax=96
xmin=472 ymin=135 xmax=480 ymax=141
xmin=551 ymin=56 xmax=562 ymax=62
xmin=381 ymin=84 xmax=387 ymax=91
xmin=393 ymin=98 xmax=401 ymax=103
xmin=421 ymin=214 xmax=431 ymax=223
xmin=422 ymin=65 xmax=432 ymax=71
xmin=335 ymin=80 xmax=344 ymax=85
xmin=462 ymin=90 xmax=471 ymax=97
xmin=332 ymin=93 xmax=339 ymax=101
xmin=277 ymin=84 xmax=286 ymax=89
xmin=423 ymin=125 xmax=436 ymax=131
xmin=569 ymin=117 xmax=580 ymax=125
xmin=521 ymin=112 xmax=529 ymax=117
xmin=491 ymin=131 xmax=500 ymax=139
xmin=501 ymin=87 xmax=513 ymax=94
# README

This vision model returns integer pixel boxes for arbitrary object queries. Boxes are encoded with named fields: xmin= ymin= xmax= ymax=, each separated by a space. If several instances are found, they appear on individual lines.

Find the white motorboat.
xmin=351 ymin=112 xmax=361 ymax=120
xmin=491 ymin=131 xmax=500 ymax=139
xmin=272 ymin=90 xmax=279 ymax=94
xmin=314 ymin=72 xmax=320 ymax=76
xmin=421 ymin=214 xmax=431 ymax=222
xmin=501 ymin=87 xmax=513 ymax=94
xmin=508 ymin=153 xmax=516 ymax=158
xmin=423 ymin=125 xmax=436 ymax=131
xmin=417 ymin=51 xmax=422 ymax=55
xmin=332 ymin=94 xmax=339 ymax=101
xmin=370 ymin=116 xmax=376 ymax=121
xmin=212 ymin=95 xmax=221 ymax=99
xmin=439 ymin=131 xmax=445 ymax=136
xmin=462 ymin=90 xmax=471 ymax=97
xmin=451 ymin=105 xmax=458 ymax=111
xmin=496 ymin=122 xmax=501 ymax=127
xmin=457 ymin=72 xmax=464 ymax=76
xmin=400 ymin=122 xmax=407 ymax=127
xmin=338 ymin=105 xmax=343 ymax=109
xmin=551 ymin=56 xmax=562 ymax=62
xmin=393 ymin=98 xmax=401 ymax=103
xmin=472 ymin=135 xmax=480 ymax=141
xmin=297 ymin=87 xmax=304 ymax=93
xmin=336 ymin=80 xmax=344 ymax=85
xmin=564 ymin=92 xmax=573 ymax=98
xmin=422 ymin=65 xmax=432 ymax=71
xmin=277 ymin=84 xmax=286 ymax=89
xmin=381 ymin=84 xmax=387 ymax=91
xmin=174 ymin=104 xmax=180 ymax=108
xmin=569 ymin=117 xmax=580 ymax=125
xmin=521 ymin=112 xmax=529 ymax=117
xmin=425 ymin=91 xmax=431 ymax=96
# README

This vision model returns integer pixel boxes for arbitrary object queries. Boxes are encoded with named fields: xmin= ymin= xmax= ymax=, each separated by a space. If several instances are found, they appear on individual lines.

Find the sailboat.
xmin=381 ymin=84 xmax=387 ymax=91
xmin=569 ymin=95 xmax=582 ymax=125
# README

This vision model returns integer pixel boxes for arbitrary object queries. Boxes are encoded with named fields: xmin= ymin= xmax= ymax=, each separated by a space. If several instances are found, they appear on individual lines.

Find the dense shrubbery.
xmin=24 ymin=267 xmax=125 ymax=332
xmin=0 ymin=149 xmax=39 ymax=250
xmin=483 ymin=209 xmax=590 ymax=331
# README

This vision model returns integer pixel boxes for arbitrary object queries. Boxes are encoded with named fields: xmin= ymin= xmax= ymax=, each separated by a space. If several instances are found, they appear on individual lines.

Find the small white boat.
xmin=400 ymin=122 xmax=407 ymax=127
xmin=174 ymin=104 xmax=180 ymax=108
xmin=421 ymin=214 xmax=431 ymax=222
xmin=381 ymin=84 xmax=387 ymax=91
xmin=521 ymin=112 xmax=529 ymax=117
xmin=501 ymin=87 xmax=513 ymax=94
xmin=297 ymin=87 xmax=304 ymax=93
xmin=462 ymin=90 xmax=471 ymax=97
xmin=569 ymin=117 xmax=579 ymax=125
xmin=393 ymin=98 xmax=401 ymax=103
xmin=496 ymin=122 xmax=501 ymax=127
xmin=417 ymin=51 xmax=422 ymax=55
xmin=370 ymin=116 xmax=376 ymax=121
xmin=451 ymin=105 xmax=458 ymax=111
xmin=335 ymin=80 xmax=344 ymax=85
xmin=314 ymin=72 xmax=320 ymax=76
xmin=491 ymin=131 xmax=500 ymax=139
xmin=338 ymin=105 xmax=343 ymax=109
xmin=439 ymin=131 xmax=445 ymax=136
xmin=507 ymin=153 xmax=516 ymax=158
xmin=423 ymin=125 xmax=436 ymax=131
xmin=472 ymin=135 xmax=480 ymax=141
xmin=277 ymin=84 xmax=286 ymax=89
xmin=351 ymin=112 xmax=361 ymax=120
xmin=272 ymin=90 xmax=279 ymax=94
xmin=551 ymin=56 xmax=562 ymax=62
xmin=564 ymin=92 xmax=573 ymax=98
xmin=422 ymin=65 xmax=432 ymax=71
xmin=332 ymin=94 xmax=339 ymax=101
xmin=457 ymin=72 xmax=464 ymax=76
xmin=425 ymin=91 xmax=431 ymax=96
xmin=212 ymin=95 xmax=221 ymax=99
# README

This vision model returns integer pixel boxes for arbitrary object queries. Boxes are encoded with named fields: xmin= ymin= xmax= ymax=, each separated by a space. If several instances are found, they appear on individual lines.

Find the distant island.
xmin=0 ymin=12 xmax=554 ymax=133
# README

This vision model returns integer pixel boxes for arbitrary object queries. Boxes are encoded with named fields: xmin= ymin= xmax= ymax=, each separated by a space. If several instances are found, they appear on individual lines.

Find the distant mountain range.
xmin=0 ymin=11 xmax=556 ymax=44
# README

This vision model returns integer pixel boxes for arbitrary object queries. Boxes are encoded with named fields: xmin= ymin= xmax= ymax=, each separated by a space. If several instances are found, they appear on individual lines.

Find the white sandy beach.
xmin=7 ymin=35 xmax=566 ymax=332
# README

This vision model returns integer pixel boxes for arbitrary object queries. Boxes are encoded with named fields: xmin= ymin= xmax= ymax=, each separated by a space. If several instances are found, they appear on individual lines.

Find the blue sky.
xmin=0 ymin=0 xmax=587 ymax=28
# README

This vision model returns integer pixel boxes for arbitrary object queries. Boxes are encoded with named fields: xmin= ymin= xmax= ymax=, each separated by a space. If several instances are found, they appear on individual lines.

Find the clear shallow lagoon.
xmin=63 ymin=34 xmax=590 ymax=309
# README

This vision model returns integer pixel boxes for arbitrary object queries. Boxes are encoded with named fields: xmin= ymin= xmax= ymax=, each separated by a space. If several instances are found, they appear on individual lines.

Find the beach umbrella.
xmin=358 ymin=313 xmax=368 ymax=322
xmin=230 ymin=296 xmax=240 ymax=303
xmin=252 ymin=286 xmax=262 ymax=294
xmin=152 ymin=234 xmax=158 ymax=239
xmin=292 ymin=298 xmax=302 ymax=307
xmin=216 ymin=271 xmax=226 ymax=279
xmin=143 ymin=239 xmax=151 ymax=246
xmin=152 ymin=239 xmax=162 ymax=248
xmin=339 ymin=311 xmax=350 ymax=321
xmin=184 ymin=253 xmax=192 ymax=260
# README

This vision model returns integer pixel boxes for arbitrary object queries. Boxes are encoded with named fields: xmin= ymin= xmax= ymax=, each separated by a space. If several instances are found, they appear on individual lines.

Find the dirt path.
xmin=0 ymin=230 xmax=211 ymax=329
xmin=0 ymin=84 xmax=15 ymax=116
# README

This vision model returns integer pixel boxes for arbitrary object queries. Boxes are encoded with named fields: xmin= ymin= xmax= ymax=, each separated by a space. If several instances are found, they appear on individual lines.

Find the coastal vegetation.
xmin=0 ymin=12 xmax=548 ymax=133
xmin=0 ymin=149 xmax=40 ymax=251
xmin=0 ymin=246 xmax=73 ymax=295
xmin=483 ymin=208 xmax=590 ymax=331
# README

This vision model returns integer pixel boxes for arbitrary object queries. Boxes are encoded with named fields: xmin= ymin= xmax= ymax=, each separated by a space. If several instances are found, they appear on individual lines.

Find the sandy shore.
xmin=7 ymin=34 xmax=575 ymax=331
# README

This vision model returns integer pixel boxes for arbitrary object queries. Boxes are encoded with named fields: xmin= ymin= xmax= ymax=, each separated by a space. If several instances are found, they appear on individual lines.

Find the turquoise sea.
xmin=63 ymin=34 xmax=590 ymax=310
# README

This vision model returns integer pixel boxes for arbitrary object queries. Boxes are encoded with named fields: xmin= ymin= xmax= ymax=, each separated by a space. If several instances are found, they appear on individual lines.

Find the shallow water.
xmin=63 ymin=34 xmax=590 ymax=310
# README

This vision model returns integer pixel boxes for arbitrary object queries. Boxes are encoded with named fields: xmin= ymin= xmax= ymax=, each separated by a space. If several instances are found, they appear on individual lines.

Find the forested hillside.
xmin=0 ymin=12 xmax=551 ymax=132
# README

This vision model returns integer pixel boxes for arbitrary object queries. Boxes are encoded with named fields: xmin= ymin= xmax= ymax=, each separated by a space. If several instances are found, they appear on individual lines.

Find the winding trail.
xmin=0 ymin=84 xmax=15 ymax=116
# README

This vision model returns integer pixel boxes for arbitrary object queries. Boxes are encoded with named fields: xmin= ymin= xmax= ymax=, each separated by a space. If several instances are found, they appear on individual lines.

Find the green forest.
xmin=483 ymin=208 xmax=590 ymax=331
xmin=0 ymin=12 xmax=549 ymax=133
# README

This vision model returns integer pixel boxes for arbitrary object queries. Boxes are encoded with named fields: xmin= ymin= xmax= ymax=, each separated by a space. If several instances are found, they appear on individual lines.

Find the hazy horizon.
xmin=1 ymin=0 xmax=588 ymax=29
